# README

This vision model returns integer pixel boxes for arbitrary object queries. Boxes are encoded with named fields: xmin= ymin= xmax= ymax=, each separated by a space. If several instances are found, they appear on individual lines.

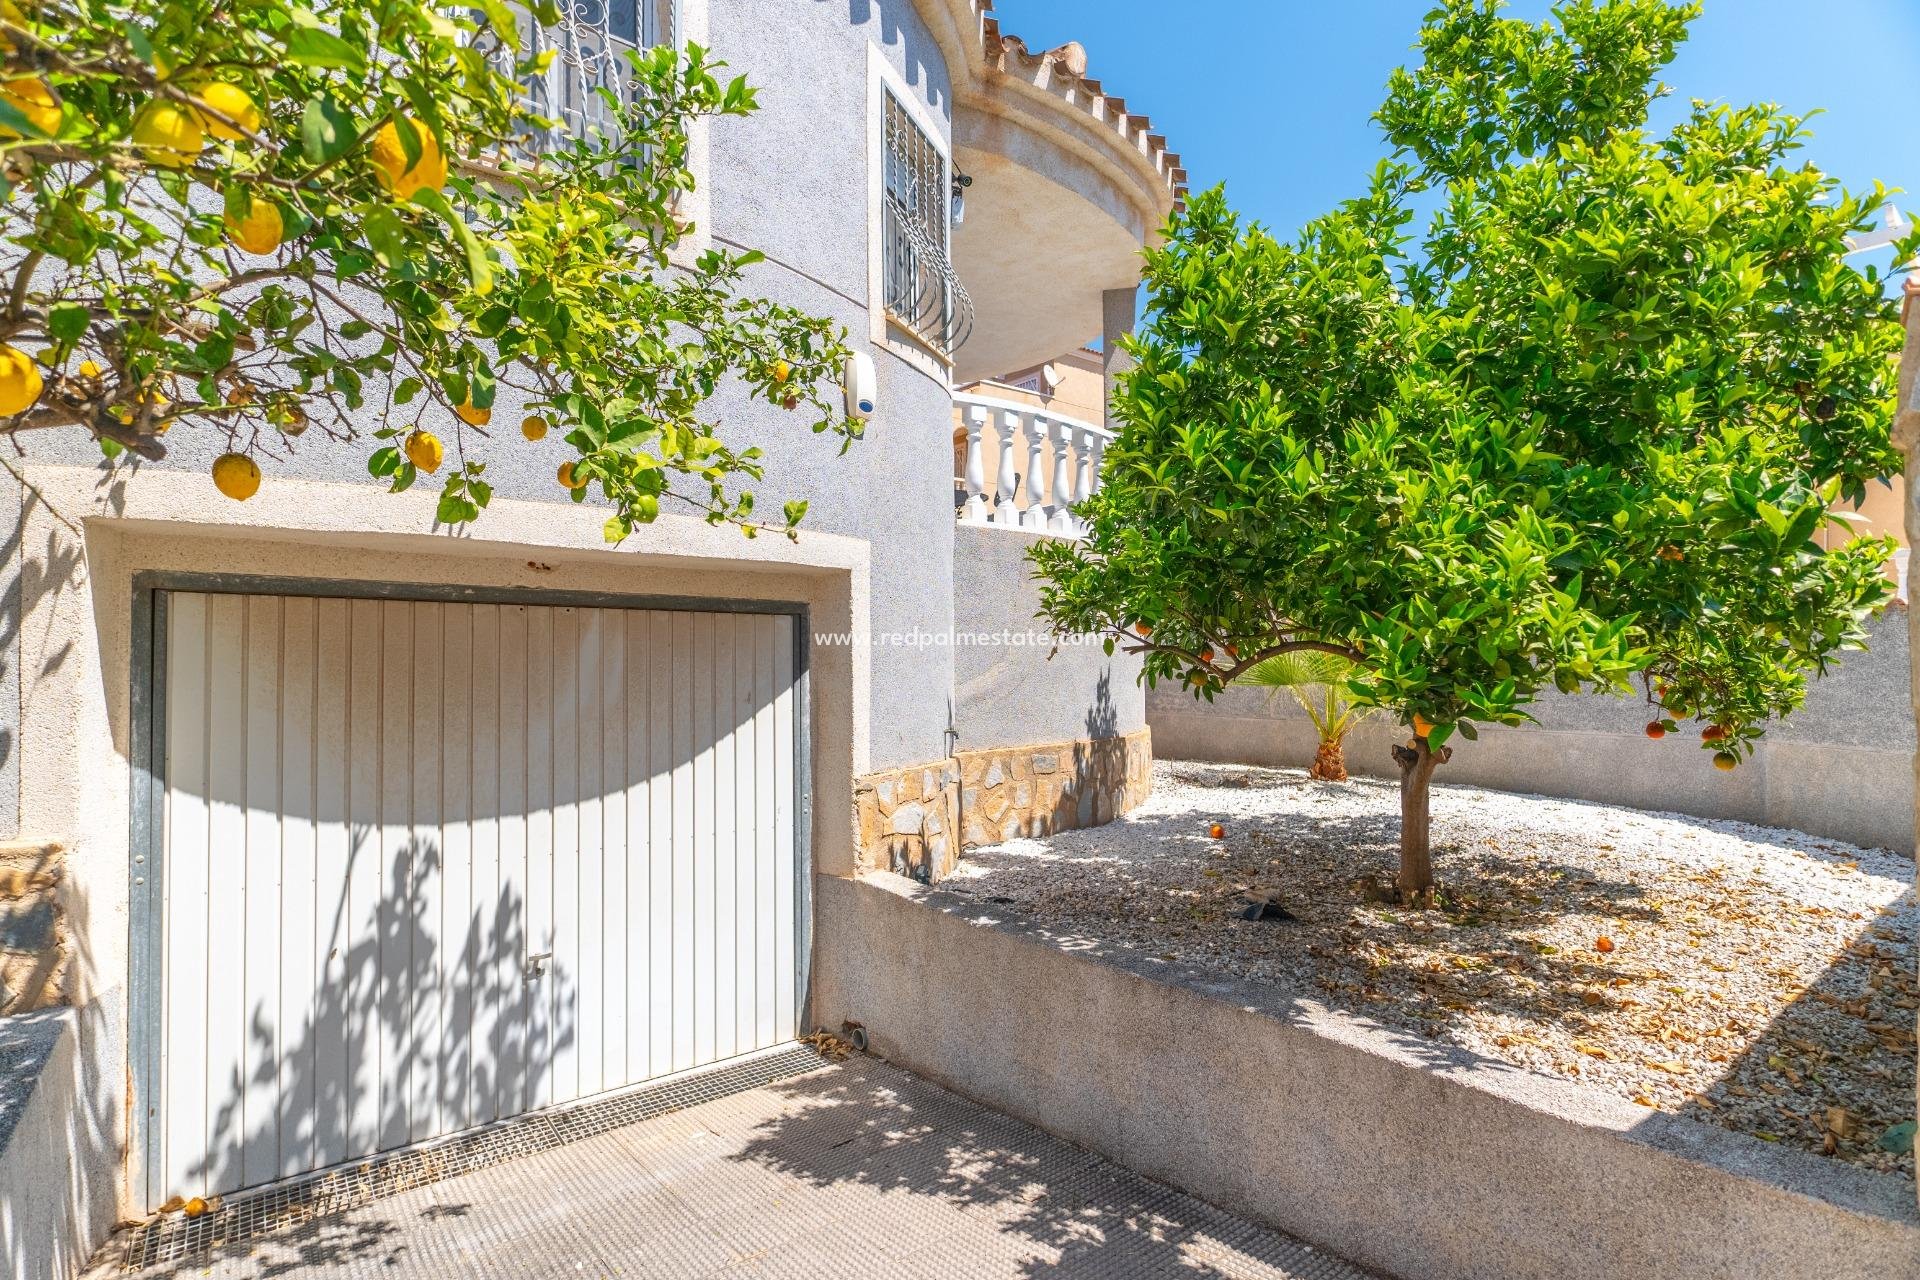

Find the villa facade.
xmin=0 ymin=2 xmax=1183 ymax=1269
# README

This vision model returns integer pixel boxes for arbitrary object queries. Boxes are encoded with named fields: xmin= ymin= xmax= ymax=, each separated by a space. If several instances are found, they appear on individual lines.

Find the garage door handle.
xmin=524 ymin=952 xmax=551 ymax=980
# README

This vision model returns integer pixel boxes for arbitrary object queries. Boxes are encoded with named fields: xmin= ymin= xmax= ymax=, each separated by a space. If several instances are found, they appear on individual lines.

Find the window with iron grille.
xmin=882 ymin=89 xmax=972 ymax=357
xmin=524 ymin=0 xmax=675 ymax=140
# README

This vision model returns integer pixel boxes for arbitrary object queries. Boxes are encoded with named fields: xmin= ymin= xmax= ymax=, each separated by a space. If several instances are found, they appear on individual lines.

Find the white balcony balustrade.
xmin=954 ymin=391 xmax=1110 ymax=537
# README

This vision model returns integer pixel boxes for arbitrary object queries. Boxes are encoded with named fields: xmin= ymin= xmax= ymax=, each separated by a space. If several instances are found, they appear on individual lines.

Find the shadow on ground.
xmin=726 ymin=1058 xmax=1362 ymax=1279
xmin=955 ymin=759 xmax=1917 ymax=1179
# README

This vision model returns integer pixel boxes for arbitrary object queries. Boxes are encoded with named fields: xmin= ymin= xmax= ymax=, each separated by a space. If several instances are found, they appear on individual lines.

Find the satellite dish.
xmin=1039 ymin=362 xmax=1063 ymax=392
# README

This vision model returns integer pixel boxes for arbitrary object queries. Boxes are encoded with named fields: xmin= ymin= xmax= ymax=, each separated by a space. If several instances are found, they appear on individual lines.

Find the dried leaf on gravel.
xmin=953 ymin=761 xmax=1917 ymax=1180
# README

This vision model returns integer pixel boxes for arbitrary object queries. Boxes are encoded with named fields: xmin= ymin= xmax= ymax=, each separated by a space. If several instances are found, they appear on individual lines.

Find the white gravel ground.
xmin=951 ymin=760 xmax=1918 ymax=1178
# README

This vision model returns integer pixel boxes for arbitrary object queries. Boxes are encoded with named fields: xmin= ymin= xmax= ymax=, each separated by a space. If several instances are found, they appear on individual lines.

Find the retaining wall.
xmin=810 ymin=871 xmax=1920 ymax=1280
xmin=0 ymin=1009 xmax=114 ymax=1280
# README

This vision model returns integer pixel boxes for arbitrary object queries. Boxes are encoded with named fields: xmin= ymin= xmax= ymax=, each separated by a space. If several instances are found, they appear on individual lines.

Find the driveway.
xmin=97 ymin=1051 xmax=1375 ymax=1279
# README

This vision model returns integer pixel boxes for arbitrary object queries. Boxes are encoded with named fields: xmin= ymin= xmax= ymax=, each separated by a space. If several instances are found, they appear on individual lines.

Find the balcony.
xmin=914 ymin=2 xmax=1186 ymax=385
xmin=951 ymin=387 xmax=1112 ymax=536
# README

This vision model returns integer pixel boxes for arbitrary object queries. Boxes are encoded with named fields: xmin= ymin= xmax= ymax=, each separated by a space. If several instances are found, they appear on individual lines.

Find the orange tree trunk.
xmin=1390 ymin=737 xmax=1451 ymax=900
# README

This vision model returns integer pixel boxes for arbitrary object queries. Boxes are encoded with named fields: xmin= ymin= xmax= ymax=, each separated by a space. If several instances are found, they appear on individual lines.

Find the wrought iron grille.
xmin=882 ymin=90 xmax=972 ymax=356
xmin=521 ymin=0 xmax=674 ymax=140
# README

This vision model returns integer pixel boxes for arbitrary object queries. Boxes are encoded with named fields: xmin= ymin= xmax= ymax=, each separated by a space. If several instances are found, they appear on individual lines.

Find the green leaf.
xmin=410 ymin=188 xmax=494 ymax=295
xmin=47 ymin=303 xmax=89 ymax=344
xmin=300 ymin=95 xmax=357 ymax=165
xmin=285 ymin=26 xmax=366 ymax=73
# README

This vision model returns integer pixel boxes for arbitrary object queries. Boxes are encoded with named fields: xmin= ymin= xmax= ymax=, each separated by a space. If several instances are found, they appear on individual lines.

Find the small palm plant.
xmin=1237 ymin=652 xmax=1377 ymax=782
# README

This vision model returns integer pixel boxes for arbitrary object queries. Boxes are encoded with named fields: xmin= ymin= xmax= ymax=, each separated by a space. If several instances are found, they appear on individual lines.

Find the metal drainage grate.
xmin=120 ymin=1044 xmax=831 ymax=1272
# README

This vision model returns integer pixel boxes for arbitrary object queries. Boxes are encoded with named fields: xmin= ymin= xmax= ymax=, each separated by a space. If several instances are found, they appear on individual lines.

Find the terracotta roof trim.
xmin=972 ymin=2 xmax=1187 ymax=209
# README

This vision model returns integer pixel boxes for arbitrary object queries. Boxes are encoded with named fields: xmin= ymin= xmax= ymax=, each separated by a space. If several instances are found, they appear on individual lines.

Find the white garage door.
xmin=136 ymin=589 xmax=803 ymax=1210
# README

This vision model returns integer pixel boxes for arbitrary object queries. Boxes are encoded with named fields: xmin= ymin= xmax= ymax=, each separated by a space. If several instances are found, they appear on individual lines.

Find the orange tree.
xmin=0 ymin=0 xmax=850 ymax=537
xmin=1030 ymin=0 xmax=1912 ymax=900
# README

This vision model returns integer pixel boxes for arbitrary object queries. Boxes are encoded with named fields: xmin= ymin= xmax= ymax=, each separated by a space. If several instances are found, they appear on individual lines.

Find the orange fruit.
xmin=210 ymin=452 xmax=260 ymax=500
xmin=1199 ymin=646 xmax=1215 ymax=663
xmin=557 ymin=460 xmax=587 ymax=489
xmin=520 ymin=414 xmax=548 ymax=441
xmin=0 ymin=343 xmax=42 ymax=416
xmin=192 ymin=82 xmax=260 ymax=140
xmin=1644 ymin=722 xmax=1665 ymax=740
xmin=1132 ymin=621 xmax=1151 ymax=638
xmin=132 ymin=99 xmax=204 ymax=167
xmin=0 ymin=76 xmax=61 ymax=138
xmin=1207 ymin=822 xmax=1225 ymax=839
xmin=1700 ymin=725 xmax=1725 ymax=743
xmin=1712 ymin=751 xmax=1738 ymax=772
xmin=404 ymin=429 xmax=444 ymax=473
xmin=771 ymin=359 xmax=791 ymax=383
xmin=1411 ymin=714 xmax=1433 ymax=738
xmin=223 ymin=195 xmax=283 ymax=255
xmin=369 ymin=118 xmax=447 ymax=199
xmin=454 ymin=399 xmax=490 ymax=427
xmin=1595 ymin=936 xmax=1615 ymax=954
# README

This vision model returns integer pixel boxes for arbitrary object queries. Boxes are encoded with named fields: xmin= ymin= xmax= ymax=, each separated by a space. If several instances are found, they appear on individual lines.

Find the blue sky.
xmin=991 ymin=0 xmax=1919 ymax=280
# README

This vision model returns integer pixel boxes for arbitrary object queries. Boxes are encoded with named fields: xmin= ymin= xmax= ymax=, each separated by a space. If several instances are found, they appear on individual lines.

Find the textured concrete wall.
xmin=952 ymin=524 xmax=1144 ymax=751
xmin=11 ymin=0 xmax=960 ymax=775
xmin=1151 ymin=610 xmax=1915 ymax=854
xmin=0 ymin=468 xmax=17 ymax=841
xmin=0 ymin=1009 xmax=115 ymax=1280
xmin=811 ymin=872 xmax=1920 ymax=1280
xmin=706 ymin=0 xmax=958 ymax=770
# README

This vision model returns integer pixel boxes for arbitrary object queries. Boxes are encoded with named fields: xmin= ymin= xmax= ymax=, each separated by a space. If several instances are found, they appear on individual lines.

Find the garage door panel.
xmin=147 ymin=590 xmax=804 ymax=1210
xmin=161 ymin=591 xmax=210 ymax=1201
xmin=342 ymin=597 xmax=383 ymax=1161
xmin=277 ymin=596 xmax=318 ymax=1183
xmin=646 ymin=611 xmax=673 ymax=1081
xmin=571 ymin=605 xmax=603 ymax=1105
xmin=712 ymin=614 xmax=737 ymax=1064
xmin=774 ymin=617 xmax=797 ymax=1042
xmin=203 ymin=592 xmax=250 ymax=1192
xmin=311 ymin=595 xmax=352 ymax=1174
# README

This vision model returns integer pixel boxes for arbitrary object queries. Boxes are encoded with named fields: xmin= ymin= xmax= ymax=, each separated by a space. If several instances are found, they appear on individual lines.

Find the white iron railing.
xmin=953 ymin=390 xmax=1112 ymax=537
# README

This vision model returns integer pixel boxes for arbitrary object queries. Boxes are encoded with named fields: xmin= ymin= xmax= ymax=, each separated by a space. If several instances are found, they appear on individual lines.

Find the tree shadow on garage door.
xmin=156 ymin=833 xmax=576 ymax=1277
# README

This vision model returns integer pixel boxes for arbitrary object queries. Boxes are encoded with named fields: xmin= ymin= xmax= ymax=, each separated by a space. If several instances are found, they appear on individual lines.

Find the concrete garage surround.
xmin=812 ymin=871 xmax=1920 ymax=1280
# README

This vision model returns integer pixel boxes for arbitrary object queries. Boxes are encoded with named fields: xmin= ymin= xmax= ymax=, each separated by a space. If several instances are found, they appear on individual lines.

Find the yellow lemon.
xmin=193 ymin=82 xmax=260 ymax=141
xmin=210 ymin=452 xmax=261 ymax=501
xmin=404 ymin=429 xmax=444 ymax=473
xmin=521 ymin=414 xmax=548 ymax=441
xmin=454 ymin=400 xmax=490 ymax=427
xmin=369 ymin=119 xmax=447 ymax=200
xmin=771 ymin=359 xmax=791 ymax=383
xmin=557 ymin=460 xmax=587 ymax=490
xmin=0 ymin=77 xmax=60 ymax=138
xmin=0 ymin=1 xmax=24 ymax=55
xmin=132 ymin=99 xmax=204 ymax=168
xmin=0 ymin=344 xmax=40 ymax=415
xmin=223 ymin=195 xmax=282 ymax=256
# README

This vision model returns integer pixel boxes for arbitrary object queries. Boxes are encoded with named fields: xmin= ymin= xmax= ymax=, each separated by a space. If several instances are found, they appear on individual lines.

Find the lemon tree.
xmin=1032 ymin=0 xmax=1914 ymax=899
xmin=0 ymin=0 xmax=851 ymax=536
